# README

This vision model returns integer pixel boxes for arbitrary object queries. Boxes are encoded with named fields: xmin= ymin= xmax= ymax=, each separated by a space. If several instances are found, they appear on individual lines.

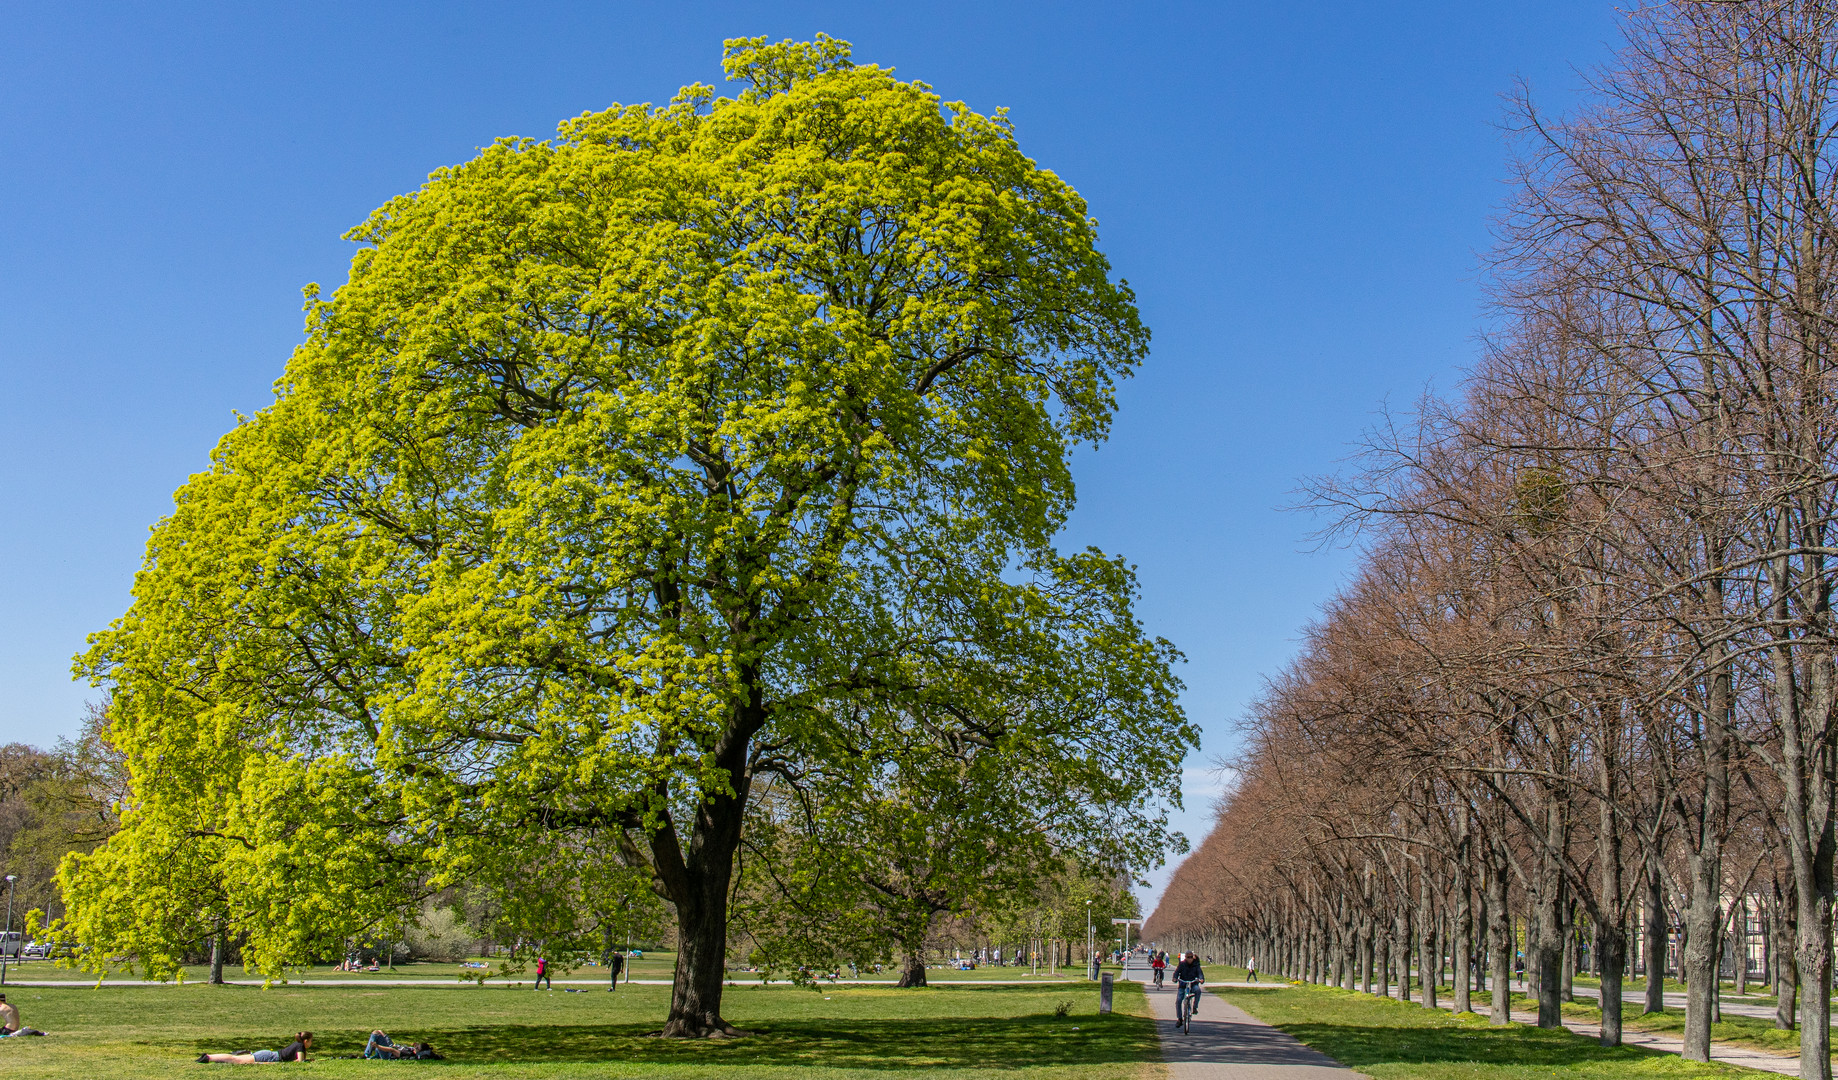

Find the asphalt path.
xmin=1144 ymin=980 xmax=1365 ymax=1079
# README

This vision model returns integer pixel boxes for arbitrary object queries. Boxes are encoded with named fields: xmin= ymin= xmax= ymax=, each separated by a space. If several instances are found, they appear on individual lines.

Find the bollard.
xmin=1099 ymin=972 xmax=1113 ymax=1014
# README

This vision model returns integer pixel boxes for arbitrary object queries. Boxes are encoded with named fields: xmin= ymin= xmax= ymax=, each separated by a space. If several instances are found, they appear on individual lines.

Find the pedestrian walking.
xmin=1247 ymin=955 xmax=1258 ymax=982
xmin=534 ymin=956 xmax=552 ymax=990
xmin=607 ymin=951 xmax=624 ymax=991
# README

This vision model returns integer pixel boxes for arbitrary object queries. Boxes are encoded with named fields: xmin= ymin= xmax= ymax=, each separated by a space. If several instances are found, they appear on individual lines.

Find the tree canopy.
xmin=64 ymin=34 xmax=1191 ymax=1035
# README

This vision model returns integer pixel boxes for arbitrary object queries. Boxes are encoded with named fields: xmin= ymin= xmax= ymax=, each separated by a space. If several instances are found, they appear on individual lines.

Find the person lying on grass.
xmin=196 ymin=1032 xmax=312 ymax=1063
xmin=364 ymin=1031 xmax=440 ymax=1060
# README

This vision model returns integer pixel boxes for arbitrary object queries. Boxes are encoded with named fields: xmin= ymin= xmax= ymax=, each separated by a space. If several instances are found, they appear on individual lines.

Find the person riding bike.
xmin=1150 ymin=950 xmax=1167 ymax=989
xmin=1172 ymin=952 xmax=1205 ymax=1026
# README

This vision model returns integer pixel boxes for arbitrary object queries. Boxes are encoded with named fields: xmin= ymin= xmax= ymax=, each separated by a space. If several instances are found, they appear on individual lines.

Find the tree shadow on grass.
xmin=255 ymin=1012 xmax=1156 ymax=1071
xmin=1275 ymin=1018 xmax=1681 ymax=1070
xmin=1218 ymin=987 xmax=1750 ymax=1074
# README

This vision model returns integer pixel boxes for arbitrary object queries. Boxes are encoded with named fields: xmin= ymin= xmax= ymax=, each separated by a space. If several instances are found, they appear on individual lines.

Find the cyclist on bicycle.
xmin=1151 ymin=950 xmax=1167 ymax=989
xmin=1172 ymin=952 xmax=1205 ymax=1026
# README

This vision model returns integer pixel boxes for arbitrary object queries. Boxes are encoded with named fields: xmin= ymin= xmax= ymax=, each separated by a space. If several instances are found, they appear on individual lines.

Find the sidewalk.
xmin=1142 ymin=981 xmax=1366 ymax=1079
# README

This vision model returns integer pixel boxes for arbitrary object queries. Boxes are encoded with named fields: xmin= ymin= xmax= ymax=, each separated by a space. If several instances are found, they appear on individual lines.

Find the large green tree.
xmin=67 ymin=35 xmax=1186 ymax=1035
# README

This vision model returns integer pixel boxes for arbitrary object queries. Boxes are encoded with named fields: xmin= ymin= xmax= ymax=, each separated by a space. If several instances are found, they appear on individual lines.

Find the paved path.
xmin=1141 ymin=981 xmax=1365 ymax=1079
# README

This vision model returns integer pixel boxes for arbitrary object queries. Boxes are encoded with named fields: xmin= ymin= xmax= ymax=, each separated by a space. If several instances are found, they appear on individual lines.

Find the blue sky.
xmin=0 ymin=1 xmax=1617 ymax=914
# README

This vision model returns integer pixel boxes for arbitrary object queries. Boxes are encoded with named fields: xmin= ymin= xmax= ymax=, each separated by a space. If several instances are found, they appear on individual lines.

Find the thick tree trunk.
xmin=1533 ymin=877 xmax=1564 ymax=1028
xmin=897 ymin=947 xmax=929 ymax=988
xmin=1597 ymin=920 xmax=1627 ymax=1047
xmin=1376 ymin=932 xmax=1389 ymax=999
xmin=1680 ymin=846 xmax=1725 ymax=1059
xmin=209 ymin=930 xmax=226 ymax=986
xmin=1794 ymin=863 xmax=1832 ymax=1080
xmin=1487 ymin=859 xmax=1512 ymax=1025
xmin=651 ymin=712 xmax=757 ymax=1038
xmin=664 ymin=883 xmax=738 ymax=1036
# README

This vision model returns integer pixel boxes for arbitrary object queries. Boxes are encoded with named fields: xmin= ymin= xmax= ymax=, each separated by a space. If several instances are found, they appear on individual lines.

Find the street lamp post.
xmin=1086 ymin=900 xmax=1095 ymax=981
xmin=2 ymin=874 xmax=15 ymax=986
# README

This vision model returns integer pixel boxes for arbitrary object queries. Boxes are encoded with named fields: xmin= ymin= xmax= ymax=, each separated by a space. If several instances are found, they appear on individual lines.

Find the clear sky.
xmin=0 ymin=1 xmax=1617 ymax=915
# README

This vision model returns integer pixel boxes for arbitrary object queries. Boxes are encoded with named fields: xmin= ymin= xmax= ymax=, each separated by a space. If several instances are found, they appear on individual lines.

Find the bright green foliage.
xmin=64 ymin=35 xmax=1187 ymax=1024
xmin=733 ymin=556 xmax=1185 ymax=982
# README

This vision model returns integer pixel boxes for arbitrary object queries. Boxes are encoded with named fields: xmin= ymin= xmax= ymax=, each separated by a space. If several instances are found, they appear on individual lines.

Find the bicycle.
xmin=1175 ymin=977 xmax=1203 ymax=1033
xmin=1153 ymin=965 xmax=1165 ymax=990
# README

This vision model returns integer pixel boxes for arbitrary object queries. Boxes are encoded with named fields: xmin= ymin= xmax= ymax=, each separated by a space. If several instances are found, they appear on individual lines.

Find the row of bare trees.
xmin=1149 ymin=3 xmax=1838 ymax=1077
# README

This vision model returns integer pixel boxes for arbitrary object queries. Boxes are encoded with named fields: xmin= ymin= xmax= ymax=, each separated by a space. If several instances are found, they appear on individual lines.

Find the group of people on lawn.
xmin=196 ymin=1031 xmax=439 ymax=1064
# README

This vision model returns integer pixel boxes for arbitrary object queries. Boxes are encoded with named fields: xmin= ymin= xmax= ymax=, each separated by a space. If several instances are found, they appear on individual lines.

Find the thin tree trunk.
xmin=1453 ymin=859 xmax=1473 ymax=1014
xmin=1420 ymin=868 xmax=1438 ymax=1010
xmin=1645 ymin=852 xmax=1667 ymax=1014
xmin=1773 ymin=880 xmax=1798 ymax=1031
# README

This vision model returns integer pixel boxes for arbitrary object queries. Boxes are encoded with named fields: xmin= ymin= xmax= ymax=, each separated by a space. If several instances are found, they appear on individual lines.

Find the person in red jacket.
xmin=534 ymin=956 xmax=552 ymax=990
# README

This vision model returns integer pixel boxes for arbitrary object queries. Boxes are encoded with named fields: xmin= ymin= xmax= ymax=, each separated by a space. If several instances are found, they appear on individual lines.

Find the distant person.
xmin=534 ymin=956 xmax=552 ymax=990
xmin=607 ymin=951 xmax=625 ymax=991
xmin=364 ymin=1031 xmax=439 ymax=1059
xmin=1247 ymin=956 xmax=1258 ymax=982
xmin=1150 ymin=950 xmax=1167 ymax=989
xmin=196 ymin=1032 xmax=312 ymax=1064
xmin=366 ymin=958 xmax=380 ymax=973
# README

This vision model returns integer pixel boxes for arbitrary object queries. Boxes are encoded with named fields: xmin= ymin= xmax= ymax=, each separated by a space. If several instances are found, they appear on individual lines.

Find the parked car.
xmin=22 ymin=940 xmax=55 ymax=958
xmin=0 ymin=932 xmax=20 ymax=959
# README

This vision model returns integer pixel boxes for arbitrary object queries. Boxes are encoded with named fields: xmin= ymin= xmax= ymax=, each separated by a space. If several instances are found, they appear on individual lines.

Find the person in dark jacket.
xmin=1172 ymin=954 xmax=1205 ymax=1023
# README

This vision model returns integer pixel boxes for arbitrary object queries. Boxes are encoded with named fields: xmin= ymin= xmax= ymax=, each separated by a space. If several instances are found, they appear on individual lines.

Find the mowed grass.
xmin=1549 ymin=998 xmax=1813 ymax=1060
xmin=0 ymin=954 xmax=684 ymax=985
xmin=2 ymin=952 xmax=1092 ymax=986
xmin=0 ymin=980 xmax=1161 ymax=1079
xmin=1217 ymin=983 xmax=1773 ymax=1078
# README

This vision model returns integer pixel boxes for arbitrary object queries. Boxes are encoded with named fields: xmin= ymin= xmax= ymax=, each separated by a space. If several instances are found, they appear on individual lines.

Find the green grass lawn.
xmin=0 ymin=980 xmax=1161 ymax=1079
xmin=2 ymin=954 xmax=684 ymax=985
xmin=4 ymin=951 xmax=1094 ymax=986
xmin=1549 ymin=998 xmax=1812 ymax=1059
xmin=1217 ymin=983 xmax=1774 ymax=1078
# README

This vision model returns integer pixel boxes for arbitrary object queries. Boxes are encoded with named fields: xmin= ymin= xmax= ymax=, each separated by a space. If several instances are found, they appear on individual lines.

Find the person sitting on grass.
xmin=196 ymin=1032 xmax=312 ymax=1063
xmin=0 ymin=994 xmax=45 ymax=1037
xmin=364 ymin=1031 xmax=439 ymax=1060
